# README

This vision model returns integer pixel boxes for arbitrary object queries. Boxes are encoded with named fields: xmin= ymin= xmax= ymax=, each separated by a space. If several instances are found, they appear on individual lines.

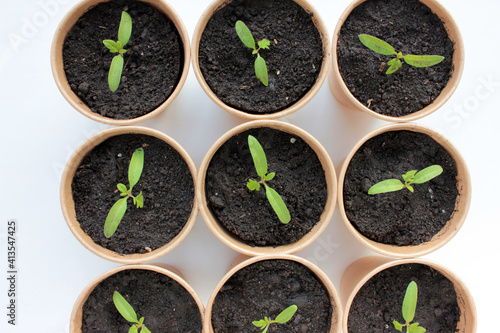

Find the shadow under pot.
xmin=51 ymin=0 xmax=190 ymax=125
xmin=61 ymin=126 xmax=198 ymax=264
xmin=329 ymin=0 xmax=464 ymax=122
xmin=71 ymin=264 xmax=204 ymax=332
xmin=198 ymin=120 xmax=336 ymax=256
xmin=192 ymin=0 xmax=330 ymax=119
xmin=340 ymin=256 xmax=477 ymax=333
xmin=205 ymin=254 xmax=342 ymax=333
xmin=338 ymin=123 xmax=471 ymax=258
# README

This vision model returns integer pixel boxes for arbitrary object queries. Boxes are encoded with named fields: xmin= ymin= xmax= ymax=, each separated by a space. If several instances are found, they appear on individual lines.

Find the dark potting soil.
xmin=63 ymin=0 xmax=183 ymax=119
xmin=199 ymin=0 xmax=324 ymax=114
xmin=82 ymin=269 xmax=202 ymax=332
xmin=72 ymin=134 xmax=194 ymax=254
xmin=348 ymin=263 xmax=460 ymax=333
xmin=205 ymin=128 xmax=327 ymax=247
xmin=337 ymin=0 xmax=454 ymax=117
xmin=212 ymin=259 xmax=333 ymax=332
xmin=343 ymin=130 xmax=459 ymax=246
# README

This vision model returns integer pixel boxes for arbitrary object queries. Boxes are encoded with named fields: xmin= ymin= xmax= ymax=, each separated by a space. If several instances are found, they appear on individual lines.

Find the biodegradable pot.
xmin=205 ymin=254 xmax=342 ymax=332
xmin=340 ymin=256 xmax=476 ymax=333
xmin=197 ymin=120 xmax=336 ymax=256
xmin=51 ymin=0 xmax=190 ymax=125
xmin=338 ymin=123 xmax=471 ymax=258
xmin=70 ymin=264 xmax=204 ymax=332
xmin=329 ymin=0 xmax=464 ymax=122
xmin=191 ymin=0 xmax=331 ymax=120
xmin=61 ymin=126 xmax=198 ymax=264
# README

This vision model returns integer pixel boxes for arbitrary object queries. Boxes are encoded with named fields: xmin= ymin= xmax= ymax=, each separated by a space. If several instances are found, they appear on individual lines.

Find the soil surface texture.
xmin=343 ymin=130 xmax=458 ymax=246
xmin=72 ymin=134 xmax=194 ymax=254
xmin=199 ymin=0 xmax=323 ymax=114
xmin=348 ymin=263 xmax=459 ymax=333
xmin=81 ymin=269 xmax=202 ymax=332
xmin=337 ymin=0 xmax=454 ymax=117
xmin=63 ymin=0 xmax=183 ymax=119
xmin=205 ymin=127 xmax=327 ymax=247
xmin=212 ymin=259 xmax=333 ymax=332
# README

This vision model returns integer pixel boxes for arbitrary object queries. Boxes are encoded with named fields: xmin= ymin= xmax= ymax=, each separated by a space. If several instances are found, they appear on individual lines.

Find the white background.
xmin=0 ymin=0 xmax=497 ymax=332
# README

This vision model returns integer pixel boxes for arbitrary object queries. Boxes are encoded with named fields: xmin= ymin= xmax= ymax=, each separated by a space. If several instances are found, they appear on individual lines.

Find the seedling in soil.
xmin=113 ymin=291 xmax=151 ymax=333
xmin=103 ymin=11 xmax=132 ymax=92
xmin=104 ymin=147 xmax=145 ymax=238
xmin=393 ymin=281 xmax=426 ymax=333
xmin=358 ymin=34 xmax=444 ymax=75
xmin=246 ymin=135 xmax=291 ymax=224
xmin=235 ymin=20 xmax=271 ymax=86
xmin=368 ymin=165 xmax=443 ymax=195
xmin=253 ymin=305 xmax=298 ymax=333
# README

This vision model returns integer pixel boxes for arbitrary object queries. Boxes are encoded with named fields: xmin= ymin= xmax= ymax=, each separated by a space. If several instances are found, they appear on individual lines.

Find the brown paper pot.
xmin=338 ymin=123 xmax=471 ymax=258
xmin=328 ymin=0 xmax=464 ymax=122
xmin=197 ymin=120 xmax=336 ymax=256
xmin=191 ymin=0 xmax=331 ymax=120
xmin=60 ymin=126 xmax=198 ymax=264
xmin=51 ymin=0 xmax=190 ymax=125
xmin=204 ymin=254 xmax=342 ymax=332
xmin=70 ymin=264 xmax=205 ymax=332
xmin=340 ymin=256 xmax=477 ymax=333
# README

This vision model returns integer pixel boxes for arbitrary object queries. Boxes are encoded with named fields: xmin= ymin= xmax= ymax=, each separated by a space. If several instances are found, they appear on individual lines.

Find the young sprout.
xmin=246 ymin=135 xmax=291 ymax=224
xmin=235 ymin=20 xmax=271 ymax=86
xmin=253 ymin=305 xmax=298 ymax=333
xmin=103 ymin=11 xmax=132 ymax=92
xmin=104 ymin=147 xmax=145 ymax=238
xmin=368 ymin=165 xmax=443 ymax=195
xmin=358 ymin=34 xmax=444 ymax=75
xmin=393 ymin=281 xmax=426 ymax=333
xmin=113 ymin=291 xmax=151 ymax=333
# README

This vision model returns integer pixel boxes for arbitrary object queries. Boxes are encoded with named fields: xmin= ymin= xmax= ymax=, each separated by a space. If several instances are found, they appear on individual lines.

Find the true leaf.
xmin=412 ymin=165 xmax=443 ymax=184
xmin=103 ymin=39 xmax=119 ymax=53
xmin=104 ymin=197 xmax=128 ymax=238
xmin=386 ymin=58 xmax=402 ymax=74
xmin=117 ymin=183 xmax=128 ymax=194
xmin=402 ymin=170 xmax=417 ymax=182
xmin=134 ymin=192 xmax=144 ymax=208
xmin=129 ymin=326 xmax=138 ymax=333
xmin=402 ymin=281 xmax=418 ymax=324
xmin=118 ymin=11 xmax=132 ymax=46
xmin=265 ymin=185 xmax=291 ymax=224
xmin=138 ymin=318 xmax=144 ymax=325
xmin=393 ymin=320 xmax=403 ymax=332
xmin=258 ymin=39 xmax=271 ymax=50
xmin=274 ymin=305 xmax=298 ymax=324
xmin=113 ymin=291 xmax=139 ymax=324
xmin=265 ymin=172 xmax=275 ymax=181
xmin=108 ymin=55 xmax=124 ymax=92
xmin=255 ymin=54 xmax=269 ymax=86
xmin=128 ymin=147 xmax=144 ymax=191
xmin=247 ymin=179 xmax=261 ymax=191
xmin=409 ymin=325 xmax=426 ymax=333
xmin=248 ymin=135 xmax=267 ymax=179
xmin=359 ymin=34 xmax=397 ymax=56
xmin=368 ymin=179 xmax=405 ymax=195
xmin=235 ymin=20 xmax=255 ymax=50
xmin=252 ymin=319 xmax=267 ymax=328
xmin=403 ymin=54 xmax=444 ymax=68
xmin=406 ymin=184 xmax=414 ymax=192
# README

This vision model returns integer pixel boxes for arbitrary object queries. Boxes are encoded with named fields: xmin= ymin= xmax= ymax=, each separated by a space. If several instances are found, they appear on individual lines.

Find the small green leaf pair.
xmin=246 ymin=135 xmax=291 ymax=224
xmin=368 ymin=165 xmax=443 ymax=195
xmin=104 ymin=147 xmax=145 ymax=238
xmin=113 ymin=291 xmax=151 ymax=333
xmin=235 ymin=20 xmax=271 ymax=86
xmin=103 ymin=11 xmax=132 ymax=92
xmin=253 ymin=305 xmax=298 ymax=333
xmin=393 ymin=281 xmax=426 ymax=333
xmin=359 ymin=34 xmax=444 ymax=75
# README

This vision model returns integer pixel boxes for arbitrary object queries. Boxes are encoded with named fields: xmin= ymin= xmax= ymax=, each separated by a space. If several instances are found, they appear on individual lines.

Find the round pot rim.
xmin=60 ymin=126 xmax=199 ymax=264
xmin=51 ymin=0 xmax=191 ymax=125
xmin=191 ymin=0 xmax=331 ymax=120
xmin=197 ymin=120 xmax=337 ymax=256
xmin=330 ymin=0 xmax=465 ymax=122
xmin=337 ymin=123 xmax=471 ymax=258
xmin=70 ymin=263 xmax=205 ymax=332
xmin=204 ymin=254 xmax=342 ymax=333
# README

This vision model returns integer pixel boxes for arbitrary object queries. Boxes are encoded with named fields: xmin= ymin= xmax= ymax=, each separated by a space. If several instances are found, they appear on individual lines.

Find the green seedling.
xmin=235 ymin=20 xmax=271 ymax=86
xmin=358 ymin=34 xmax=444 ymax=75
xmin=253 ymin=305 xmax=298 ymax=333
xmin=103 ymin=11 xmax=132 ymax=92
xmin=393 ymin=281 xmax=426 ymax=333
xmin=113 ymin=291 xmax=151 ymax=333
xmin=104 ymin=147 xmax=145 ymax=238
xmin=246 ymin=135 xmax=291 ymax=224
xmin=368 ymin=165 xmax=443 ymax=195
